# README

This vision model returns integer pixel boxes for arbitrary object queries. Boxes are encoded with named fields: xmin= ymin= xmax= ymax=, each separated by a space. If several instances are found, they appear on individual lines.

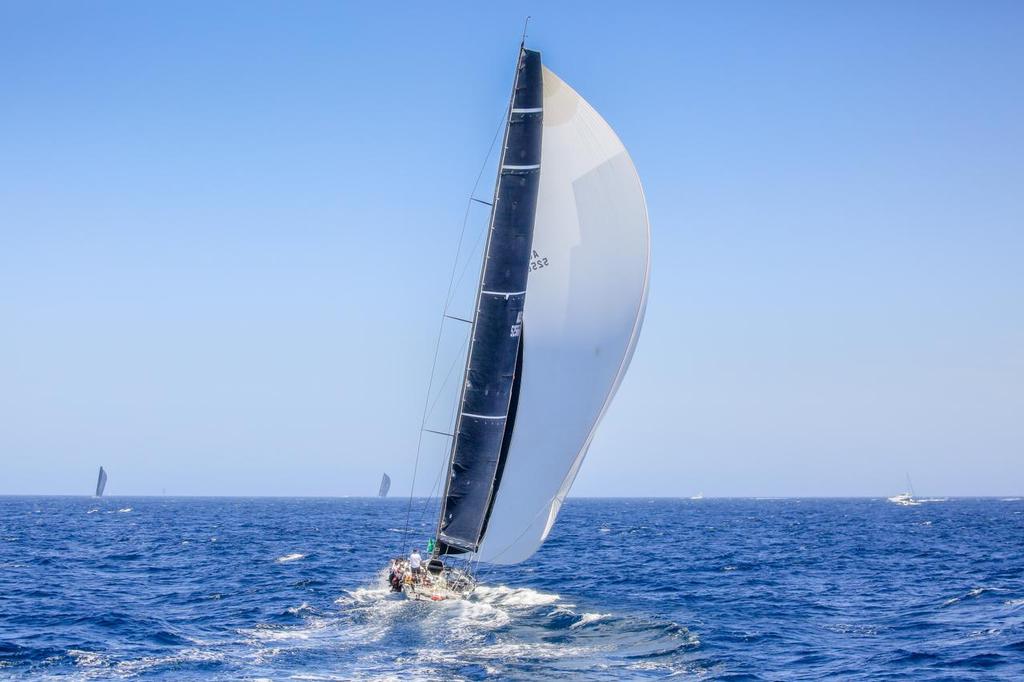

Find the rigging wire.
xmin=414 ymin=337 xmax=473 ymax=533
xmin=398 ymin=109 xmax=509 ymax=558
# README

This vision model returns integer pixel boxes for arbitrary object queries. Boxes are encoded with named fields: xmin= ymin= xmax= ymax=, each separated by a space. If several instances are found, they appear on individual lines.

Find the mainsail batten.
xmin=436 ymin=48 xmax=544 ymax=555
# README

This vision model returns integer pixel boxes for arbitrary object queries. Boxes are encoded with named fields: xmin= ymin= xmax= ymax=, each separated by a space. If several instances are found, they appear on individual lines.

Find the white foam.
xmin=67 ymin=648 xmax=107 ymax=667
xmin=337 ymin=585 xmax=392 ymax=605
xmin=473 ymin=585 xmax=560 ymax=607
xmin=117 ymin=507 xmax=132 ymax=513
xmin=1005 ymin=598 xmax=1024 ymax=608
xmin=469 ymin=641 xmax=591 ymax=661
xmin=115 ymin=647 xmax=225 ymax=675
xmin=243 ymin=617 xmax=331 ymax=642
xmin=247 ymin=628 xmax=312 ymax=642
xmin=86 ymin=509 xmax=99 ymax=514
xmin=449 ymin=599 xmax=512 ymax=629
xmin=276 ymin=553 xmax=305 ymax=563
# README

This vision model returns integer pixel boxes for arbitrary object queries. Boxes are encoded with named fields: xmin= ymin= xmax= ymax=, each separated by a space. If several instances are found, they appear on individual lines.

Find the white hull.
xmin=888 ymin=493 xmax=920 ymax=506
xmin=402 ymin=582 xmax=472 ymax=602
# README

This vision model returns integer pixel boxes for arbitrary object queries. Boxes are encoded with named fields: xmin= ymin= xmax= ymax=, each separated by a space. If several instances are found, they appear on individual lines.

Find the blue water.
xmin=2 ymin=497 xmax=1023 ymax=680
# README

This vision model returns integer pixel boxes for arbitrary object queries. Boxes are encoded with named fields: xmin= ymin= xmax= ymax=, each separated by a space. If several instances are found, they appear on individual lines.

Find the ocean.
xmin=1 ymin=497 xmax=1022 ymax=680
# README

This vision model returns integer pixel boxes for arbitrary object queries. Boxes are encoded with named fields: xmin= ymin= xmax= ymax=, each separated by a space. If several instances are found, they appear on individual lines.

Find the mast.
xmin=434 ymin=46 xmax=543 ymax=555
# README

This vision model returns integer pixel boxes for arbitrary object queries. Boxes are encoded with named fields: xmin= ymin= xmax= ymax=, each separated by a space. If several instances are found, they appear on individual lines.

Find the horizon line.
xmin=1 ymin=494 xmax=1019 ymax=500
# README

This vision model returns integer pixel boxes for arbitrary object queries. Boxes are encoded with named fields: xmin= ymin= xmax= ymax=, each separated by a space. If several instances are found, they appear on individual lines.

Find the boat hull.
xmin=385 ymin=559 xmax=475 ymax=602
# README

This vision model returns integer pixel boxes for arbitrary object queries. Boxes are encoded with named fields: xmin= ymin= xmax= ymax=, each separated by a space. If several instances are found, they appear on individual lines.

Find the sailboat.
xmin=95 ymin=466 xmax=107 ymax=498
xmin=888 ymin=473 xmax=920 ymax=506
xmin=378 ymin=473 xmax=391 ymax=498
xmin=388 ymin=39 xmax=650 ymax=601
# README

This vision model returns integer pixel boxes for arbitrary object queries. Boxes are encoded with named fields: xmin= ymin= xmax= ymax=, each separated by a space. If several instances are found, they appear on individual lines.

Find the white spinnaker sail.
xmin=476 ymin=66 xmax=650 ymax=564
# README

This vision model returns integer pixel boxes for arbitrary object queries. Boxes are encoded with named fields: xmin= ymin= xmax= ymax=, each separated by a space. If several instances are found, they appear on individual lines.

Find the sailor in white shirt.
xmin=409 ymin=548 xmax=423 ymax=575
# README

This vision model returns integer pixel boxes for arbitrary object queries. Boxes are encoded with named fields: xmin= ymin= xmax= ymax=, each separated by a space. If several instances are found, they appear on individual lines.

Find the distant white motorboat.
xmin=888 ymin=474 xmax=920 ymax=506
xmin=690 ymin=493 xmax=704 ymax=500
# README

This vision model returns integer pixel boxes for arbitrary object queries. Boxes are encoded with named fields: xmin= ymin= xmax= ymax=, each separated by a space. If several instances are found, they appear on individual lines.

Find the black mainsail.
xmin=95 ymin=466 xmax=107 ymax=497
xmin=435 ymin=48 xmax=543 ymax=555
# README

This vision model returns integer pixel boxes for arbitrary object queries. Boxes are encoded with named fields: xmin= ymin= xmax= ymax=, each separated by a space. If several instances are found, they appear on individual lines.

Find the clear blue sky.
xmin=2 ymin=2 xmax=1022 ymax=497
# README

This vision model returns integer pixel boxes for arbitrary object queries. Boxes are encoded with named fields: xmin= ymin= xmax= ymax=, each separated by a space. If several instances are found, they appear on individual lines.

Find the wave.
xmin=117 ymin=507 xmax=132 ymax=513
xmin=276 ymin=553 xmax=305 ymax=563
xmin=570 ymin=612 xmax=610 ymax=629
xmin=114 ymin=647 xmax=225 ymax=676
xmin=943 ymin=586 xmax=1006 ymax=607
xmin=472 ymin=585 xmax=560 ymax=608
xmin=285 ymin=602 xmax=315 ymax=616
xmin=67 ymin=648 xmax=107 ymax=667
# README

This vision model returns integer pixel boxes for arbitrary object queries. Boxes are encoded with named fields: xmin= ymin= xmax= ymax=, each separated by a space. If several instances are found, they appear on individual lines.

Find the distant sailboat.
xmin=378 ymin=473 xmax=391 ymax=498
xmin=387 ymin=37 xmax=650 ymax=601
xmin=95 ymin=467 xmax=107 ymax=497
xmin=888 ymin=473 xmax=920 ymax=506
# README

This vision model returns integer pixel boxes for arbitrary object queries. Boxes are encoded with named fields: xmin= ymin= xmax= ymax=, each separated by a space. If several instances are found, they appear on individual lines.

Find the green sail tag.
xmin=427 ymin=538 xmax=436 ymax=553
